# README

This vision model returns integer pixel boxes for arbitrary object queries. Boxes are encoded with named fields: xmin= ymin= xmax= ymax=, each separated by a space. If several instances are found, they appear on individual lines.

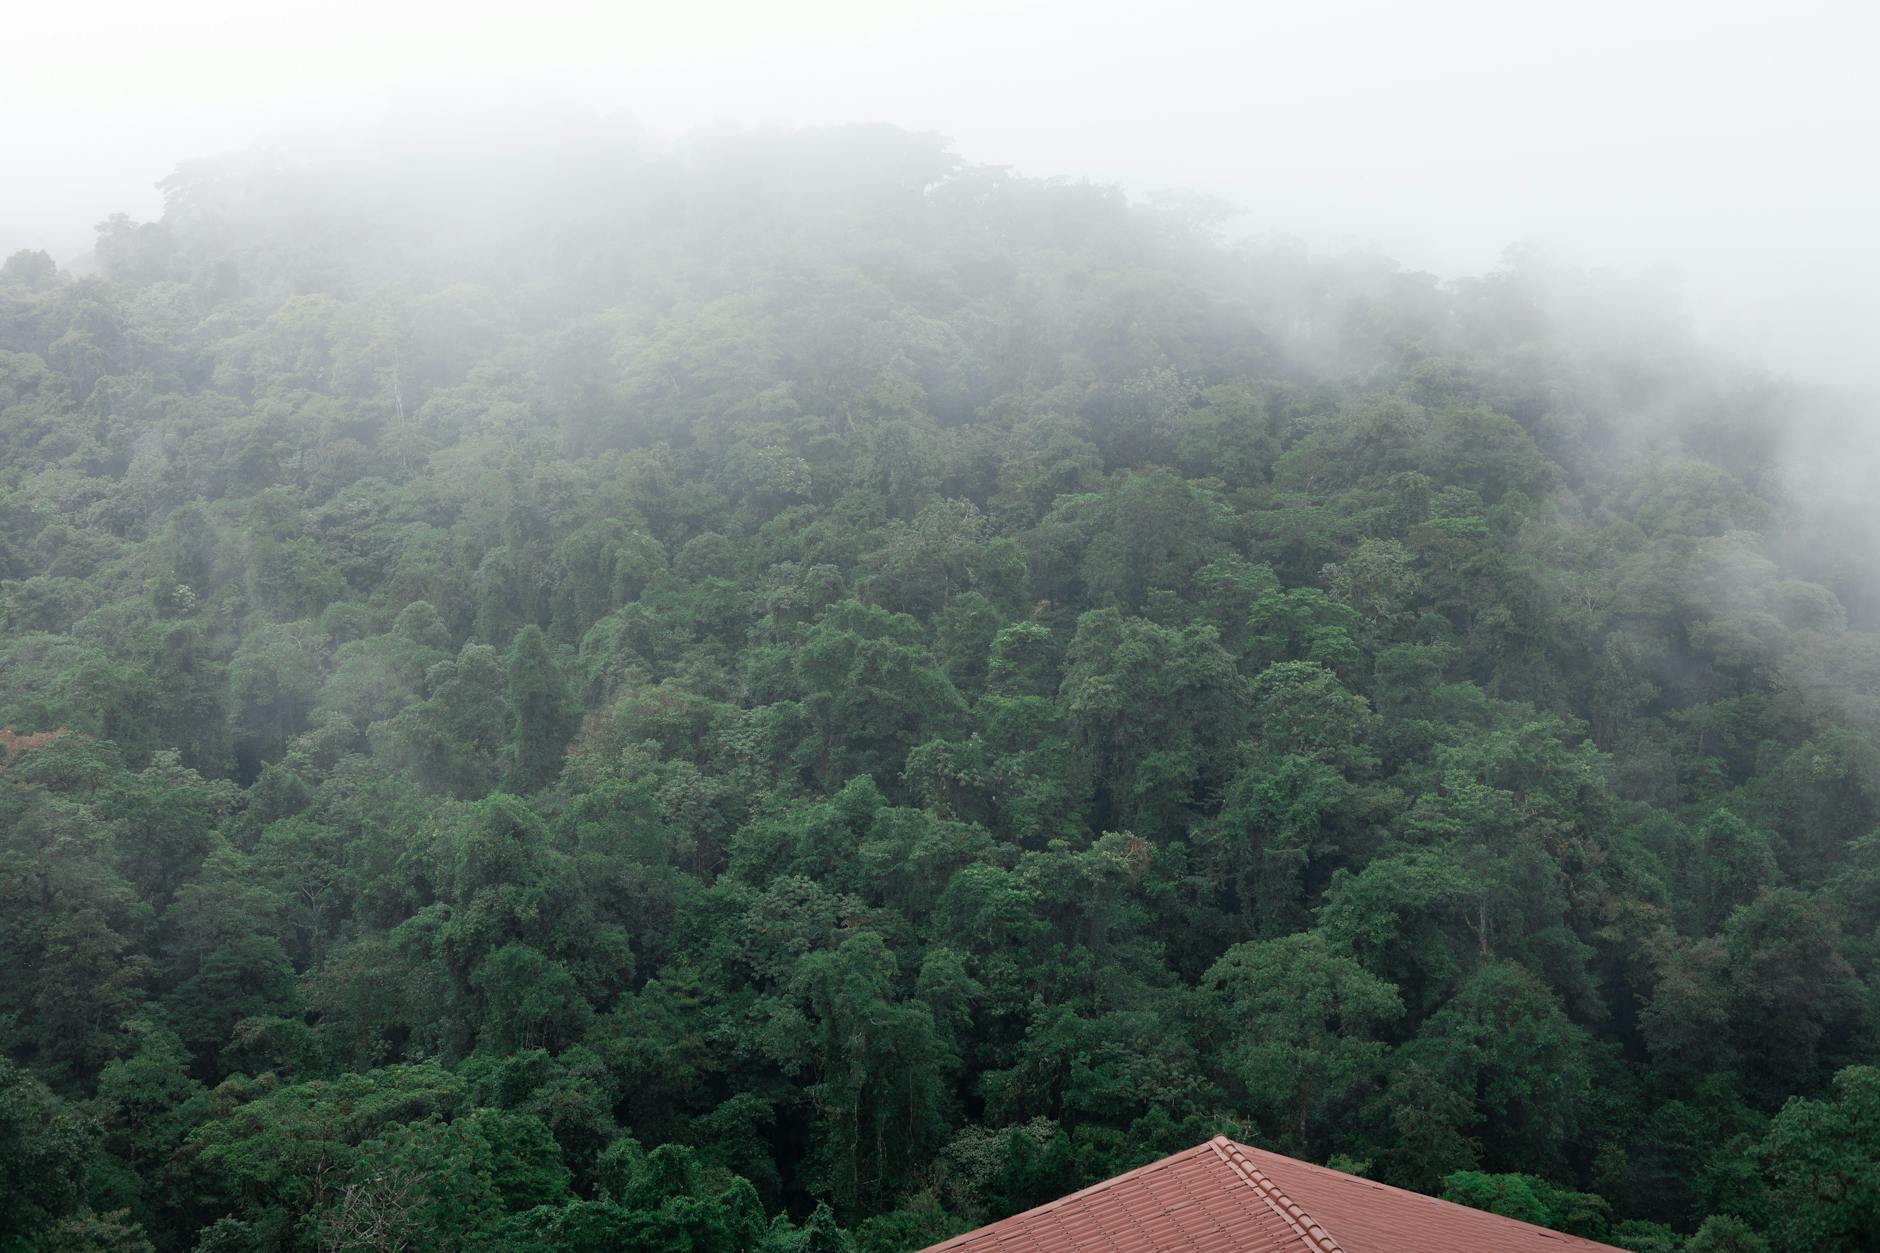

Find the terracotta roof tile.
xmin=1226 ymin=1141 xmax=1622 ymax=1253
xmin=923 ymin=1139 xmax=1337 ymax=1253
xmin=921 ymin=1136 xmax=1625 ymax=1253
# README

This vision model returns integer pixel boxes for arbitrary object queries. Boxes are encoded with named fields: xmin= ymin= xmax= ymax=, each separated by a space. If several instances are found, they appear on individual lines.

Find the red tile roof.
xmin=924 ymin=1138 xmax=1339 ymax=1253
xmin=923 ymin=1136 xmax=1624 ymax=1253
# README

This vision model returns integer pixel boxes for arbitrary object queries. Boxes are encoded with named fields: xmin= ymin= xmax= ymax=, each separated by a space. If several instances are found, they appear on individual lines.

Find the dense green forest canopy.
xmin=3 ymin=126 xmax=1878 ymax=1251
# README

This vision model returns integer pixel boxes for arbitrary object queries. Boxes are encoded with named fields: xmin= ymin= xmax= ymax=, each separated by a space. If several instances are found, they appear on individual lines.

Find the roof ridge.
xmin=920 ymin=1141 xmax=1223 ymax=1252
xmin=1207 ymin=1135 xmax=1347 ymax=1253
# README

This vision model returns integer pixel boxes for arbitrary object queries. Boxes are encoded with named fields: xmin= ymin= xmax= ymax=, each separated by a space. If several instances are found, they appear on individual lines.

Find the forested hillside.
xmin=3 ymin=128 xmax=1877 ymax=1252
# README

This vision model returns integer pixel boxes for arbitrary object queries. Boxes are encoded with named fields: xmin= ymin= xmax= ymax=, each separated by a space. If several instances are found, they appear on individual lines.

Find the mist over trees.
xmin=2 ymin=125 xmax=1878 ymax=1251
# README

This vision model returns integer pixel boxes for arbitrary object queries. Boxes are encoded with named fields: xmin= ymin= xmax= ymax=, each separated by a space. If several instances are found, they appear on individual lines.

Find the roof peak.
xmin=923 ymin=1137 xmax=1627 ymax=1252
xmin=1208 ymin=1138 xmax=1345 ymax=1253
xmin=924 ymin=1136 xmax=1340 ymax=1253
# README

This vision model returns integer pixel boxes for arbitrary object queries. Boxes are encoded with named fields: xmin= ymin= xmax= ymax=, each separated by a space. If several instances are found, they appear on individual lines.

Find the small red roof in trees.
xmin=923 ymin=1137 xmax=1624 ymax=1253
xmin=0 ymin=727 xmax=69 ymax=765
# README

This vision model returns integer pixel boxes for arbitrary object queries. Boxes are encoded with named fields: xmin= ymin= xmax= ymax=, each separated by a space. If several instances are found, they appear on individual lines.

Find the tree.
xmin=502 ymin=625 xmax=578 ymax=794
xmin=1755 ymin=1066 xmax=1880 ymax=1248
xmin=1682 ymin=1216 xmax=1769 ymax=1253
xmin=369 ymin=643 xmax=509 ymax=797
xmin=96 ymin=1020 xmax=206 ymax=1210
xmin=1197 ymin=932 xmax=1402 ymax=1156
xmin=792 ymin=932 xmax=948 ymax=1211
xmin=1402 ymin=963 xmax=1595 ymax=1176
xmin=228 ymin=621 xmax=330 ymax=775
xmin=1060 ymin=610 xmax=1243 ymax=831
xmin=0 ymin=1057 xmax=97 ymax=1242
xmin=1723 ymin=889 xmax=1868 ymax=1104
xmin=187 ymin=1063 xmax=464 ymax=1236
xmin=1442 ymin=1170 xmax=1610 ymax=1238
xmin=791 ymin=601 xmax=967 ymax=791
xmin=472 ymin=944 xmax=592 ymax=1053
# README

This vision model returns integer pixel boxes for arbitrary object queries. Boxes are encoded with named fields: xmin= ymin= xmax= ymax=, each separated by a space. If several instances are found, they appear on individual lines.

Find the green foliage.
xmin=1754 ymin=1066 xmax=1880 ymax=1247
xmin=1442 ymin=1170 xmax=1612 ymax=1238
xmin=501 ymin=625 xmax=578 ymax=793
xmin=1197 ymin=933 xmax=1401 ymax=1157
xmin=0 ymin=1057 xmax=98 ymax=1246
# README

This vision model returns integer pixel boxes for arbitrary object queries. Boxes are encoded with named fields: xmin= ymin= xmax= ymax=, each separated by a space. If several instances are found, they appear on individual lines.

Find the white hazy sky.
xmin=5 ymin=0 xmax=1877 ymax=385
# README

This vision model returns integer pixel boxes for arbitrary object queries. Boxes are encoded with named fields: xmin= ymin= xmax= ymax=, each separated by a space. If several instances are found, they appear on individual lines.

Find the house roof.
xmin=923 ymin=1137 xmax=1341 ymax=1253
xmin=922 ymin=1136 xmax=1624 ymax=1253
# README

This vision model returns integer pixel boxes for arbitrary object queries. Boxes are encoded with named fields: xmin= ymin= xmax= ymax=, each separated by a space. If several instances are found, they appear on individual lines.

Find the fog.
xmin=5 ymin=0 xmax=1877 ymax=387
